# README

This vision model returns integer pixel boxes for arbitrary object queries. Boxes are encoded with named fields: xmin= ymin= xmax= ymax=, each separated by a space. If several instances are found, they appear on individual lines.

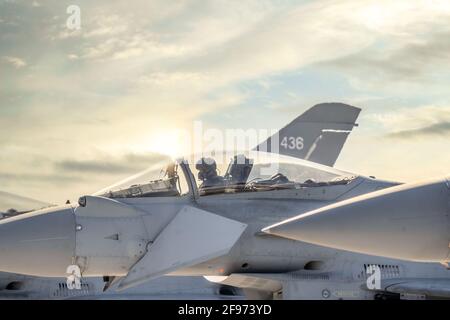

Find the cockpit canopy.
xmin=95 ymin=151 xmax=356 ymax=199
xmin=189 ymin=152 xmax=355 ymax=195
xmin=95 ymin=156 xmax=189 ymax=199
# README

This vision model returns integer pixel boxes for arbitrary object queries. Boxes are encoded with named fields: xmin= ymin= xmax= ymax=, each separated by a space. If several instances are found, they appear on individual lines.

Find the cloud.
xmin=369 ymin=105 xmax=450 ymax=129
xmin=54 ymin=152 xmax=169 ymax=174
xmin=0 ymin=172 xmax=85 ymax=184
xmin=137 ymin=72 xmax=209 ymax=86
xmin=54 ymin=1 xmax=273 ymax=62
xmin=55 ymin=160 xmax=135 ymax=174
xmin=366 ymin=104 xmax=450 ymax=139
xmin=173 ymin=1 xmax=376 ymax=84
xmin=1 ymin=56 xmax=26 ymax=68
xmin=323 ymin=31 xmax=450 ymax=83
xmin=317 ymin=2 xmax=450 ymax=90
xmin=386 ymin=121 xmax=450 ymax=139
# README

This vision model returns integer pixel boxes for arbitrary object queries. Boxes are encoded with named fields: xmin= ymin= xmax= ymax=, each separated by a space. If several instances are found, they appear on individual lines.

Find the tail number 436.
xmin=280 ymin=136 xmax=304 ymax=150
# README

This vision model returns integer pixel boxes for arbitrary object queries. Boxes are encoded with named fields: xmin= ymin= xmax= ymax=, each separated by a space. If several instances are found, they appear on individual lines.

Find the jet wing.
xmin=118 ymin=206 xmax=247 ymax=290
xmin=254 ymin=102 xmax=360 ymax=167
xmin=380 ymin=278 xmax=450 ymax=299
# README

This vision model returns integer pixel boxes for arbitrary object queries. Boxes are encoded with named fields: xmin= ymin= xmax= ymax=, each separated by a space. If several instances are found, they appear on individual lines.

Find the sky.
xmin=0 ymin=0 xmax=449 ymax=204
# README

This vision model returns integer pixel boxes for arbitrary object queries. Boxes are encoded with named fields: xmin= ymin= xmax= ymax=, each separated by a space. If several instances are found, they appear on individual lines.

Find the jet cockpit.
xmin=96 ymin=151 xmax=356 ymax=199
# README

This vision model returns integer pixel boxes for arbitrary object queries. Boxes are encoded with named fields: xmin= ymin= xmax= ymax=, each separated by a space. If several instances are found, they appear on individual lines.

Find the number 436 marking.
xmin=280 ymin=136 xmax=304 ymax=150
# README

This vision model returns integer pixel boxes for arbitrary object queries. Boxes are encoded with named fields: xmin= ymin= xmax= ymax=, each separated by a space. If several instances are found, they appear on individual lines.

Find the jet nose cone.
xmin=0 ymin=206 xmax=76 ymax=276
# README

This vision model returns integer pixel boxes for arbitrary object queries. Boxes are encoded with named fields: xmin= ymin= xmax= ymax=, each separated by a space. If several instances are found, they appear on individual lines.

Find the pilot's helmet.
xmin=195 ymin=157 xmax=218 ymax=181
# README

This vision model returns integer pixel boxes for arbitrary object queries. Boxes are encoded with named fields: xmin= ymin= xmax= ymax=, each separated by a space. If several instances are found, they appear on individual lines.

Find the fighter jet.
xmin=4 ymin=149 xmax=450 ymax=299
xmin=264 ymin=177 xmax=450 ymax=264
xmin=2 ymin=103 xmax=450 ymax=299
xmin=0 ymin=102 xmax=362 ymax=300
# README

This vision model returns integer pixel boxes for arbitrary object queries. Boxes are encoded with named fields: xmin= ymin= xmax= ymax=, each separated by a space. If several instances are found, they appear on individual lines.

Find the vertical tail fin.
xmin=253 ymin=102 xmax=361 ymax=167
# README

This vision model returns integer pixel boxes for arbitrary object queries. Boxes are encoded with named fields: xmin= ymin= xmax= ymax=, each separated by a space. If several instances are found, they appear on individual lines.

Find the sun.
xmin=360 ymin=4 xmax=387 ymax=30
xmin=145 ymin=129 xmax=190 ymax=158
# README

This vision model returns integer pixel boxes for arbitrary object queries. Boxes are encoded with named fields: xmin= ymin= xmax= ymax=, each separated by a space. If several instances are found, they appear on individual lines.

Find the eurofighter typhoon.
xmin=1 ymin=103 xmax=450 ymax=300
xmin=0 ymin=102 xmax=360 ymax=300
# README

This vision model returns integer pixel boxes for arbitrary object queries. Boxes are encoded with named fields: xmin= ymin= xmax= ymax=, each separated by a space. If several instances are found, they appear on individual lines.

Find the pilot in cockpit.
xmin=195 ymin=157 xmax=225 ymax=189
